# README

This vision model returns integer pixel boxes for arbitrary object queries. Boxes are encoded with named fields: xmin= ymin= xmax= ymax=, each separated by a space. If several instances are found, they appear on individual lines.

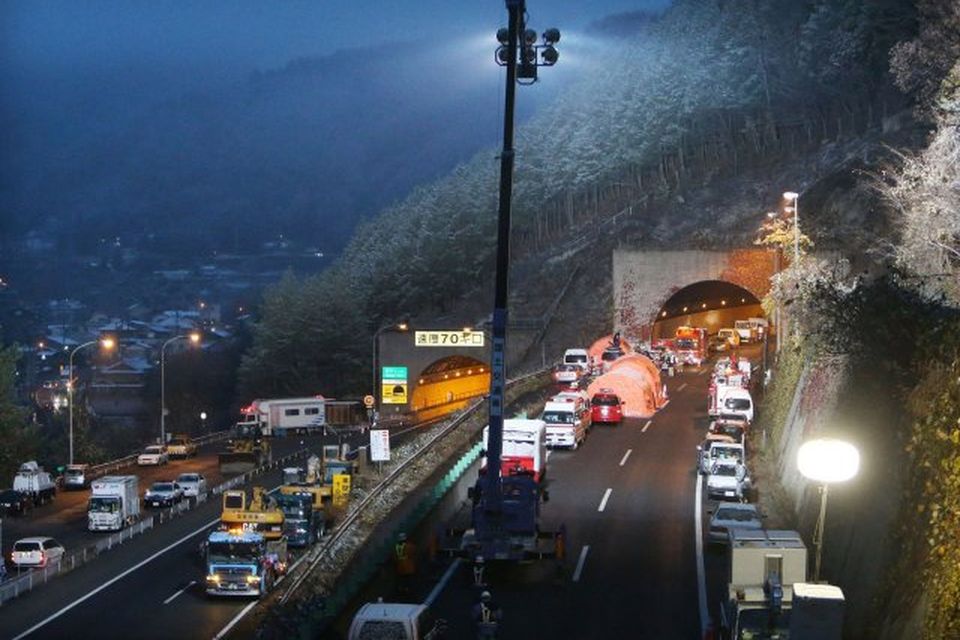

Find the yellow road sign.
xmin=381 ymin=382 xmax=408 ymax=404
xmin=332 ymin=474 xmax=351 ymax=509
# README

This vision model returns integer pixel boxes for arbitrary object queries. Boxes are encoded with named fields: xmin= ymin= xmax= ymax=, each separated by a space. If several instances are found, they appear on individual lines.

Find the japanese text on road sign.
xmin=415 ymin=331 xmax=484 ymax=347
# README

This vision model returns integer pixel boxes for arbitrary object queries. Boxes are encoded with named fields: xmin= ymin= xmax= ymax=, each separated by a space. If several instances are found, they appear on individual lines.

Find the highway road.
xmin=325 ymin=346 xmax=763 ymax=640
xmin=1 ymin=434 xmax=309 ymax=564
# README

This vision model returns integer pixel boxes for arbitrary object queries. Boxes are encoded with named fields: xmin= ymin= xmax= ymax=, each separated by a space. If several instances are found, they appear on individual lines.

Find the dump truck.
xmin=13 ymin=461 xmax=56 ymax=505
xmin=719 ymin=529 xmax=845 ymax=640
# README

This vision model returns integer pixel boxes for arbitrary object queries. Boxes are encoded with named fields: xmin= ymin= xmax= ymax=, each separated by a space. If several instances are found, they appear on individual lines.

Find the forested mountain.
xmin=240 ymin=0 xmax=928 ymax=397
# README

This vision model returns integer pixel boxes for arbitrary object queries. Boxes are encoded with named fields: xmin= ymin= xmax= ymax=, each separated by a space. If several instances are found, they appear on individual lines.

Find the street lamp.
xmin=783 ymin=191 xmax=800 ymax=264
xmin=797 ymin=438 xmax=860 ymax=581
xmin=160 ymin=332 xmax=201 ymax=445
xmin=68 ymin=337 xmax=116 ymax=464
xmin=372 ymin=322 xmax=409 ymax=411
xmin=766 ymin=211 xmax=783 ymax=356
xmin=200 ymin=411 xmax=208 ymax=433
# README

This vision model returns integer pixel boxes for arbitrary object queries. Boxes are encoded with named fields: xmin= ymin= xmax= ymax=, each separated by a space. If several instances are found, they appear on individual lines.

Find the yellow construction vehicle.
xmin=220 ymin=486 xmax=285 ymax=541
xmin=279 ymin=452 xmax=353 ymax=528
xmin=219 ymin=423 xmax=271 ymax=475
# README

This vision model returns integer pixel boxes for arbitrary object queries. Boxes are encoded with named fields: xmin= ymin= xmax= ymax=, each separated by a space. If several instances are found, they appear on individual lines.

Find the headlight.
xmin=246 ymin=575 xmax=260 ymax=583
xmin=206 ymin=574 xmax=220 ymax=583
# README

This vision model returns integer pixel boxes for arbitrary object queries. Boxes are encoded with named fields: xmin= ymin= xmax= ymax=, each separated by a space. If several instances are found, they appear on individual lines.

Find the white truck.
xmin=709 ymin=385 xmax=754 ymax=423
xmin=88 ymin=475 xmax=140 ymax=532
xmin=237 ymin=397 xmax=326 ymax=436
xmin=13 ymin=461 xmax=56 ymax=505
xmin=720 ymin=530 xmax=845 ymax=640
xmin=563 ymin=348 xmax=591 ymax=374
xmin=481 ymin=418 xmax=547 ymax=482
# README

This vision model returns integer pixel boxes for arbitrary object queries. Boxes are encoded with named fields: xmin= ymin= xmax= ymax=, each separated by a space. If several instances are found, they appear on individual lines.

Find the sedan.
xmin=11 ymin=537 xmax=65 ymax=568
xmin=706 ymin=460 xmax=751 ymax=501
xmin=176 ymin=473 xmax=207 ymax=498
xmin=708 ymin=503 xmax=764 ymax=543
xmin=143 ymin=481 xmax=184 ymax=508
xmin=0 ymin=489 xmax=31 ymax=515
xmin=590 ymin=390 xmax=624 ymax=425
xmin=137 ymin=445 xmax=169 ymax=466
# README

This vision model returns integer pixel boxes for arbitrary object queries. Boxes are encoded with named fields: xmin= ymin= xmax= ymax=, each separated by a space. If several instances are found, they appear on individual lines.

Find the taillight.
xmin=39 ymin=552 xmax=47 ymax=567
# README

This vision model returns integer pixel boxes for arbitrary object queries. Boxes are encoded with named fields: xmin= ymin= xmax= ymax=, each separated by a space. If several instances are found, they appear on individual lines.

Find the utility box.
xmin=728 ymin=529 xmax=807 ymax=586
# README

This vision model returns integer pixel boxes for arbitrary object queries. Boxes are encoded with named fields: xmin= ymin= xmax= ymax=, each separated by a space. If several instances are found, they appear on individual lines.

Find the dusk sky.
xmin=2 ymin=1 xmax=670 ymax=76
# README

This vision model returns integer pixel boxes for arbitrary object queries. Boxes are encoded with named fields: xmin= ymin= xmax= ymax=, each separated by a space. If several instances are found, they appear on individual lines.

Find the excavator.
xmin=279 ymin=447 xmax=354 ymax=529
xmin=220 ymin=486 xmax=285 ymax=543
xmin=218 ymin=422 xmax=271 ymax=475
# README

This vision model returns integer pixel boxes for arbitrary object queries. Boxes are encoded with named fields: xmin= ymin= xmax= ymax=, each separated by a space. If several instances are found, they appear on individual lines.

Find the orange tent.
xmin=587 ymin=353 xmax=664 ymax=419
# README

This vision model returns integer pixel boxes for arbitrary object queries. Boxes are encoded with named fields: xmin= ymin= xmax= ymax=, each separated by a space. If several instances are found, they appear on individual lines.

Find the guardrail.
xmin=84 ymin=429 xmax=232 ymax=480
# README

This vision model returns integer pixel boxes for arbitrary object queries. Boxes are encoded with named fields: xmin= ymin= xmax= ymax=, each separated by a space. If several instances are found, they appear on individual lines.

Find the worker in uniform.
xmin=472 ymin=590 xmax=502 ymax=639
xmin=472 ymin=555 xmax=486 ymax=587
xmin=394 ymin=532 xmax=417 ymax=597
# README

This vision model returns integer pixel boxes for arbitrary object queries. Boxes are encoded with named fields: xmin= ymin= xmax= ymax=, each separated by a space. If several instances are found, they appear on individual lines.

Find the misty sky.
xmin=2 ymin=1 xmax=670 ymax=76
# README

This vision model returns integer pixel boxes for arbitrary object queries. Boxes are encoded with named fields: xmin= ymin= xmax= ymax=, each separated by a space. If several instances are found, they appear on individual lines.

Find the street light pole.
xmin=68 ymin=337 xmax=115 ymax=465
xmin=160 ymin=332 xmax=200 ymax=445
xmin=784 ymin=191 xmax=800 ymax=264
xmin=797 ymin=438 xmax=860 ymax=582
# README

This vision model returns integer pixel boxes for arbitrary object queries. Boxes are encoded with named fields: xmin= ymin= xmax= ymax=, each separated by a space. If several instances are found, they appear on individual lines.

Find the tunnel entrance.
xmin=652 ymin=280 xmax=764 ymax=339
xmin=410 ymin=355 xmax=490 ymax=421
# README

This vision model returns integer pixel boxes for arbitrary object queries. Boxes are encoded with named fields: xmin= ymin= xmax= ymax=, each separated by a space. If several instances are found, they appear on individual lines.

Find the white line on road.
xmin=619 ymin=449 xmax=632 ymax=467
xmin=678 ymin=383 xmax=688 ymax=391
xmin=12 ymin=517 xmax=220 ymax=640
xmin=695 ymin=474 xmax=709 ymax=636
xmin=213 ymin=600 xmax=259 ymax=640
xmin=163 ymin=580 xmax=197 ymax=605
xmin=642 ymin=420 xmax=652 ymax=433
xmin=598 ymin=488 xmax=613 ymax=512
xmin=546 ymin=450 xmax=552 ymax=461
xmin=425 ymin=559 xmax=461 ymax=607
xmin=572 ymin=545 xmax=590 ymax=582
xmin=699 ymin=368 xmax=708 ymax=376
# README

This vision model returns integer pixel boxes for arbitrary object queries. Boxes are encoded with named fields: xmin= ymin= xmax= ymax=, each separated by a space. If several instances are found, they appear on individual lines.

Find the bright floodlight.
xmin=783 ymin=191 xmax=799 ymax=200
xmin=523 ymin=29 xmax=537 ymax=45
xmin=543 ymin=28 xmax=561 ymax=45
xmin=797 ymin=438 xmax=860 ymax=483
xmin=496 ymin=27 xmax=509 ymax=45
xmin=189 ymin=331 xmax=201 ymax=344
xmin=100 ymin=337 xmax=116 ymax=350
xmin=541 ymin=46 xmax=559 ymax=65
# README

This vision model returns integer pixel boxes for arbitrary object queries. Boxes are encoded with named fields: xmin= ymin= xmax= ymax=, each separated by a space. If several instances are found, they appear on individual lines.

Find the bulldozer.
xmin=218 ymin=422 xmax=271 ymax=475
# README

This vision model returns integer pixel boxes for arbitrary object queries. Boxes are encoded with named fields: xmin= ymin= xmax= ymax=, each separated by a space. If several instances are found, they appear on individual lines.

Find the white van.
xmin=734 ymin=320 xmax=756 ymax=343
xmin=348 ymin=601 xmax=445 ymax=640
xmin=563 ymin=348 xmax=591 ymax=374
xmin=541 ymin=398 xmax=590 ymax=449
xmin=718 ymin=387 xmax=754 ymax=423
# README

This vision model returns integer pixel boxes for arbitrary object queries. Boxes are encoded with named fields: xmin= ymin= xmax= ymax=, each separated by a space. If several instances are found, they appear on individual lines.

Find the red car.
xmin=590 ymin=390 xmax=624 ymax=425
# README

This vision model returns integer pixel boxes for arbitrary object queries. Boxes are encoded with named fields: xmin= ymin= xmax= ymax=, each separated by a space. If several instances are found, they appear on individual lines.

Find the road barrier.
xmin=85 ymin=429 xmax=233 ymax=480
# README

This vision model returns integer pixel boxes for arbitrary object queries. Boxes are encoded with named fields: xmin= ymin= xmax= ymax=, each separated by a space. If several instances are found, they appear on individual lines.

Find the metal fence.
xmin=85 ymin=429 xmax=233 ymax=480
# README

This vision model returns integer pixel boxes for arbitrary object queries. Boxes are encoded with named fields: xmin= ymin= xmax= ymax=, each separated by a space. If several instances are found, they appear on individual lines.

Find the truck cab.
xmin=205 ymin=530 xmax=285 ymax=597
xmin=275 ymin=492 xmax=320 ymax=546
xmin=347 ymin=601 xmax=445 ymax=640
xmin=562 ymin=348 xmax=591 ymax=374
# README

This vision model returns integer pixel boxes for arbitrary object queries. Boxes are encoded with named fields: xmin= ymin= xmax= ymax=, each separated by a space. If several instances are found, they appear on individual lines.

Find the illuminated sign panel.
xmin=414 ymin=331 xmax=484 ymax=347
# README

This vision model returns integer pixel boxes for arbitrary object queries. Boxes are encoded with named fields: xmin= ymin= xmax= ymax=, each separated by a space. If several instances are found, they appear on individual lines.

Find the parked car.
xmin=590 ymin=389 xmax=624 ymax=425
xmin=175 ymin=473 xmax=207 ymax=498
xmin=137 ymin=445 xmax=169 ymax=466
xmin=63 ymin=464 xmax=90 ymax=490
xmin=708 ymin=502 xmax=764 ymax=543
xmin=706 ymin=459 xmax=751 ymax=501
xmin=707 ymin=420 xmax=746 ymax=445
xmin=11 ymin=537 xmax=65 ymax=568
xmin=0 ymin=489 xmax=31 ymax=515
xmin=143 ymin=481 xmax=184 ymax=508
xmin=697 ymin=441 xmax=746 ymax=475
